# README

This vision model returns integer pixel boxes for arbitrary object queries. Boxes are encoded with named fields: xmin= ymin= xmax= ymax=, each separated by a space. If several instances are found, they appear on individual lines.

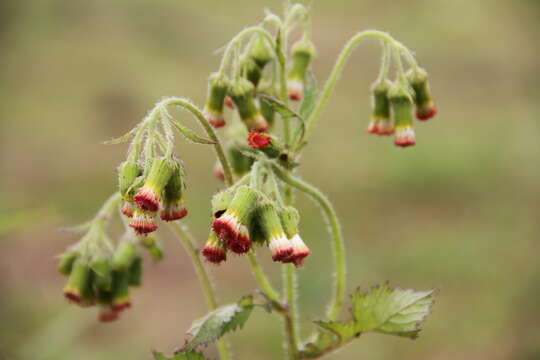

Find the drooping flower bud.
xmin=139 ymin=234 xmax=164 ymax=262
xmin=92 ymin=256 xmax=113 ymax=292
xmin=134 ymin=158 xmax=174 ymax=212
xmin=128 ymin=256 xmax=143 ymax=287
xmin=63 ymin=258 xmax=94 ymax=306
xmin=203 ymin=72 xmax=229 ymax=128
xmin=118 ymin=161 xmax=142 ymax=197
xmin=111 ymin=269 xmax=131 ymax=312
xmin=229 ymin=78 xmax=268 ymax=131
xmin=160 ymin=161 xmax=188 ymax=222
xmin=212 ymin=186 xmax=259 ymax=253
xmin=407 ymin=67 xmax=437 ymax=121
xmin=129 ymin=208 xmax=158 ymax=234
xmin=247 ymin=131 xmax=282 ymax=158
xmin=248 ymin=37 xmax=273 ymax=70
xmin=368 ymin=80 xmax=393 ymax=136
xmin=112 ymin=241 xmax=138 ymax=272
xmin=241 ymin=56 xmax=263 ymax=88
xmin=211 ymin=188 xmax=235 ymax=219
xmin=202 ymin=231 xmax=227 ymax=264
xmin=287 ymin=39 xmax=315 ymax=101
xmin=389 ymin=84 xmax=416 ymax=147
xmin=256 ymin=202 xmax=293 ymax=262
xmin=228 ymin=145 xmax=255 ymax=178
xmin=58 ymin=250 xmax=78 ymax=275
xmin=279 ymin=206 xmax=310 ymax=267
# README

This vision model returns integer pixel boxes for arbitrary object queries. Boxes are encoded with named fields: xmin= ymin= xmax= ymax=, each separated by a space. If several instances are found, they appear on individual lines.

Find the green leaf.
xmin=299 ymin=73 xmax=318 ymax=119
xmin=152 ymin=350 xmax=206 ymax=360
xmin=351 ymin=284 xmax=435 ymax=338
xmin=170 ymin=119 xmax=216 ymax=145
xmin=102 ymin=124 xmax=141 ymax=145
xmin=184 ymin=296 xmax=254 ymax=350
xmin=259 ymin=94 xmax=306 ymax=148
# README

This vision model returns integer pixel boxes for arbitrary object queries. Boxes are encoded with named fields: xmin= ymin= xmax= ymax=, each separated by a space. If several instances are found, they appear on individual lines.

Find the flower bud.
xmin=212 ymin=186 xmax=259 ymax=253
xmin=63 ymin=258 xmax=94 ymax=306
xmin=278 ymin=207 xmax=310 ymax=266
xmin=92 ymin=257 xmax=113 ymax=292
xmin=213 ymin=161 xmax=225 ymax=182
xmin=247 ymin=131 xmax=282 ymax=158
xmin=118 ymin=161 xmax=142 ymax=197
xmin=111 ymin=269 xmax=131 ymax=312
xmin=224 ymin=96 xmax=235 ymax=109
xmin=202 ymin=231 xmax=227 ymax=264
xmin=257 ymin=202 xmax=293 ymax=262
xmin=241 ymin=56 xmax=263 ymax=88
xmin=368 ymin=80 xmax=393 ymax=136
xmin=203 ymin=72 xmax=229 ymax=128
xmin=211 ymin=188 xmax=235 ymax=219
xmin=285 ymin=234 xmax=310 ymax=267
xmin=129 ymin=208 xmax=158 ymax=234
xmin=160 ymin=161 xmax=188 ymax=222
xmin=58 ymin=250 xmax=78 ymax=276
xmin=249 ymin=37 xmax=273 ymax=69
xmin=112 ymin=241 xmax=138 ymax=272
xmin=407 ymin=68 xmax=437 ymax=121
xmin=389 ymin=84 xmax=416 ymax=147
xmin=139 ymin=234 xmax=164 ymax=262
xmin=229 ymin=78 xmax=268 ymax=131
xmin=128 ymin=256 xmax=143 ymax=287
xmin=134 ymin=158 xmax=175 ymax=212
xmin=287 ymin=39 xmax=315 ymax=101
xmin=228 ymin=146 xmax=254 ymax=178
xmin=121 ymin=201 xmax=136 ymax=218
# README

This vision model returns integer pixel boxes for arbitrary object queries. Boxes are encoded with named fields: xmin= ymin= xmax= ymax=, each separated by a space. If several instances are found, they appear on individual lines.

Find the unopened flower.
xmin=368 ymin=80 xmax=393 ymax=136
xmin=211 ymin=188 xmax=235 ymax=219
xmin=57 ymin=249 xmax=78 ymax=275
xmin=212 ymin=186 xmax=259 ymax=254
xmin=285 ymin=234 xmax=310 ymax=267
xmin=134 ymin=158 xmax=174 ymax=212
xmin=129 ymin=208 xmax=158 ymax=234
xmin=389 ymin=84 xmax=416 ymax=147
xmin=111 ymin=269 xmax=131 ymax=312
xmin=160 ymin=161 xmax=188 ymax=222
xmin=202 ymin=232 xmax=227 ymax=264
xmin=407 ymin=67 xmax=437 ymax=121
xmin=203 ymin=72 xmax=229 ymax=128
xmin=92 ymin=256 xmax=113 ymax=292
xmin=241 ymin=56 xmax=263 ymax=88
xmin=128 ymin=256 xmax=143 ymax=287
xmin=112 ymin=241 xmax=139 ymax=272
xmin=247 ymin=131 xmax=282 ymax=159
xmin=118 ymin=161 xmax=142 ymax=198
xmin=228 ymin=146 xmax=255 ymax=178
xmin=287 ymin=39 xmax=316 ymax=101
xmin=278 ymin=206 xmax=310 ymax=266
xmin=63 ymin=258 xmax=94 ymax=306
xmin=229 ymin=78 xmax=268 ymax=131
xmin=256 ymin=202 xmax=293 ymax=262
xmin=248 ymin=36 xmax=273 ymax=70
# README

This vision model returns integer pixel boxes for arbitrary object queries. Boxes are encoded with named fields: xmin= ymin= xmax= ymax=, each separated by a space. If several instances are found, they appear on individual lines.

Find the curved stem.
xmin=246 ymin=252 xmax=280 ymax=304
xmin=158 ymin=97 xmax=234 ymax=186
xmin=304 ymin=30 xmax=416 ymax=142
xmin=272 ymin=165 xmax=345 ymax=321
xmin=169 ymin=222 xmax=230 ymax=360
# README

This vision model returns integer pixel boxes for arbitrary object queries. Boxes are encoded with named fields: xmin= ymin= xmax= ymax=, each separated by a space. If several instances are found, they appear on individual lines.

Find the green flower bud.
xmin=278 ymin=206 xmax=300 ymax=239
xmin=63 ymin=259 xmax=94 ymax=306
xmin=229 ymin=78 xmax=268 ymax=131
xmin=161 ymin=161 xmax=188 ymax=221
xmin=368 ymin=80 xmax=393 ymax=136
xmin=118 ymin=161 xmax=142 ymax=198
xmin=228 ymin=145 xmax=254 ymax=177
xmin=407 ymin=67 xmax=437 ymax=120
xmin=256 ymin=201 xmax=292 ymax=261
xmin=389 ymin=84 xmax=416 ymax=147
xmin=91 ymin=257 xmax=113 ymax=292
xmin=58 ymin=250 xmax=78 ymax=276
xmin=241 ymin=56 xmax=262 ymax=88
xmin=287 ymin=39 xmax=315 ymax=101
xmin=112 ymin=241 xmax=138 ymax=271
xmin=134 ymin=158 xmax=175 ymax=212
xmin=211 ymin=188 xmax=235 ymax=218
xmin=139 ymin=235 xmax=164 ymax=262
xmin=128 ymin=256 xmax=143 ymax=287
xmin=111 ymin=269 xmax=131 ymax=312
xmin=249 ymin=37 xmax=273 ymax=69
xmin=203 ymin=72 xmax=229 ymax=128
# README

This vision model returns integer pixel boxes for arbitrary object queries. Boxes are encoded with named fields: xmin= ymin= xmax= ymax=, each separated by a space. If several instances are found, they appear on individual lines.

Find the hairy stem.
xmin=170 ymin=222 xmax=230 ymax=360
xmin=272 ymin=165 xmax=345 ymax=321
xmin=246 ymin=252 xmax=281 ymax=305
xmin=304 ymin=30 xmax=416 ymax=142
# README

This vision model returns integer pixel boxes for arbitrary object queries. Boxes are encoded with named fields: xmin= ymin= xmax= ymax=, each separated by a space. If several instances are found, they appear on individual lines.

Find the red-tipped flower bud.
xmin=229 ymin=78 xmax=268 ymax=131
xmin=407 ymin=67 xmax=437 ymax=121
xmin=202 ymin=232 xmax=227 ymax=264
xmin=134 ymin=158 xmax=174 ymax=212
xmin=247 ymin=131 xmax=282 ymax=158
xmin=256 ymin=202 xmax=293 ymax=262
xmin=278 ymin=206 xmax=310 ymax=266
xmin=63 ymin=258 xmax=94 ymax=306
xmin=121 ymin=201 xmax=136 ymax=218
xmin=287 ymin=39 xmax=316 ymax=101
xmin=98 ymin=306 xmax=120 ymax=323
xmin=118 ymin=161 xmax=142 ymax=198
xmin=203 ymin=72 xmax=229 ymax=128
xmin=389 ymin=84 xmax=416 ymax=147
xmin=160 ymin=161 xmax=188 ymax=222
xmin=111 ymin=269 xmax=131 ymax=312
xmin=129 ymin=208 xmax=158 ymax=234
xmin=368 ymin=80 xmax=394 ymax=136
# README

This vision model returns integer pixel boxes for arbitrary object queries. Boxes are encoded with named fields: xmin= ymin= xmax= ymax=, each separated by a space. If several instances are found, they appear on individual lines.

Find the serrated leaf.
xmin=314 ymin=320 xmax=358 ymax=341
xmin=170 ymin=119 xmax=216 ymax=145
xmin=152 ymin=350 xmax=206 ymax=360
xmin=184 ymin=296 xmax=254 ymax=350
xmin=352 ymin=284 xmax=435 ymax=338
xmin=299 ymin=73 xmax=318 ymax=119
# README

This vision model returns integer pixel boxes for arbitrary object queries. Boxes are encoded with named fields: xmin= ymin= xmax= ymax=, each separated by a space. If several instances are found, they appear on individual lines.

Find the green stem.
xmin=304 ymin=30 xmax=416 ymax=142
xmin=169 ymin=222 xmax=230 ymax=360
xmin=284 ymin=264 xmax=299 ymax=357
xmin=246 ymin=252 xmax=281 ymax=304
xmin=272 ymin=165 xmax=345 ymax=321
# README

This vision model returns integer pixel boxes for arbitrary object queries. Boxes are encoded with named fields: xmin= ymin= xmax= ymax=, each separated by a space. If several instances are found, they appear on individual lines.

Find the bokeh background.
xmin=1 ymin=0 xmax=539 ymax=359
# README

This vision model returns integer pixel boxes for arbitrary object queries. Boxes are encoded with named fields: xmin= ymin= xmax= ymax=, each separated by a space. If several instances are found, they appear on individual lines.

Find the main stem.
xmin=170 ymin=223 xmax=230 ymax=360
xmin=272 ymin=165 xmax=345 ymax=321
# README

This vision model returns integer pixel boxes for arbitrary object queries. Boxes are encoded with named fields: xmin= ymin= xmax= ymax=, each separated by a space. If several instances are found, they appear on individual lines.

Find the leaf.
xmin=184 ymin=296 xmax=254 ymax=350
xmin=351 ymin=284 xmax=435 ymax=338
xmin=259 ymin=94 xmax=306 ymax=147
xmin=102 ymin=124 xmax=141 ymax=145
xmin=299 ymin=73 xmax=318 ymax=119
xmin=170 ymin=119 xmax=216 ymax=145
xmin=152 ymin=350 xmax=206 ymax=360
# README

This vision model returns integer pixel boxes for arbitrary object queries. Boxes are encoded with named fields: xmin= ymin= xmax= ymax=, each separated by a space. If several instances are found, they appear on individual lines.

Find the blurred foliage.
xmin=0 ymin=0 xmax=539 ymax=359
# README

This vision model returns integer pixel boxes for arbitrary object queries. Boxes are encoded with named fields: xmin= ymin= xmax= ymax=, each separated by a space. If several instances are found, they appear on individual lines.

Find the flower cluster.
xmin=367 ymin=66 xmax=437 ymax=147
xmin=202 ymin=185 xmax=310 ymax=267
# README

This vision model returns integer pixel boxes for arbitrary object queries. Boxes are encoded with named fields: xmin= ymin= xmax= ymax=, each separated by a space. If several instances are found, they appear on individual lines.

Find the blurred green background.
xmin=1 ymin=0 xmax=539 ymax=359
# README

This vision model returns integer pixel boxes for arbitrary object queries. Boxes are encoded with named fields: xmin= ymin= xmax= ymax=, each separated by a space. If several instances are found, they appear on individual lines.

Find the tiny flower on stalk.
xmin=287 ymin=39 xmax=316 ymax=101
xmin=368 ymin=79 xmax=393 ymax=136
xmin=202 ymin=231 xmax=228 ymax=264
xmin=160 ymin=160 xmax=188 ymax=222
xmin=407 ymin=67 xmax=437 ymax=121
xmin=203 ymin=72 xmax=230 ymax=128
xmin=389 ymin=83 xmax=416 ymax=147
xmin=256 ymin=202 xmax=293 ymax=262
xmin=134 ymin=158 xmax=174 ymax=212
xmin=229 ymin=78 xmax=268 ymax=132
